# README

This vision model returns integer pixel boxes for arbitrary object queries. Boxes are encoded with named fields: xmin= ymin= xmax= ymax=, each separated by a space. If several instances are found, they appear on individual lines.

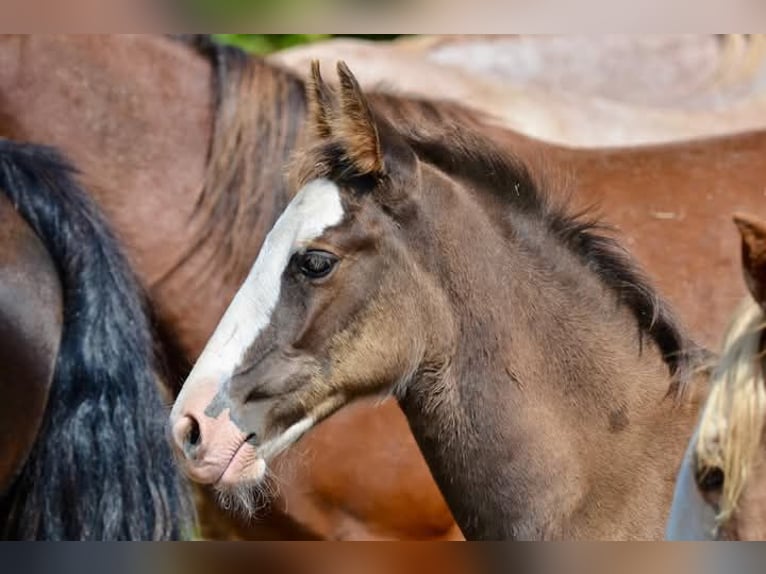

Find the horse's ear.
xmin=733 ymin=213 xmax=766 ymax=308
xmin=334 ymin=61 xmax=385 ymax=176
xmin=307 ymin=60 xmax=335 ymax=140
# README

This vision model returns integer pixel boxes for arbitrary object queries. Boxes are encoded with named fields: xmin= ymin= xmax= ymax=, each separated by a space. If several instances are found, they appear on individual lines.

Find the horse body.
xmin=0 ymin=35 xmax=217 ymax=362
xmin=0 ymin=139 xmax=194 ymax=539
xmin=0 ymin=194 xmax=62 ymax=494
xmin=170 ymin=62 xmax=710 ymax=540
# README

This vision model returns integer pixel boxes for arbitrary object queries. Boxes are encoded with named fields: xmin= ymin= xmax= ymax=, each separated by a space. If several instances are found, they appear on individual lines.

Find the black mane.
xmin=0 ymin=140 xmax=195 ymax=539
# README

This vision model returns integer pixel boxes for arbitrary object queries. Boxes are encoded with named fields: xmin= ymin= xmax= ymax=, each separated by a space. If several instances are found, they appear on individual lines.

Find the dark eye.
xmin=696 ymin=465 xmax=725 ymax=493
xmin=297 ymin=250 xmax=338 ymax=280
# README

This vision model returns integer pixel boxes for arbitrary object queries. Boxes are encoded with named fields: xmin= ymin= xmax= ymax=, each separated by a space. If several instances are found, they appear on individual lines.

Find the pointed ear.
xmin=733 ymin=212 xmax=766 ymax=308
xmin=307 ymin=60 xmax=335 ymax=140
xmin=334 ymin=61 xmax=384 ymax=176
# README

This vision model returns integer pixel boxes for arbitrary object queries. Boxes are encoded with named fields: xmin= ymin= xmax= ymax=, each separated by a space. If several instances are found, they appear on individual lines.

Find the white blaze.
xmin=178 ymin=179 xmax=345 ymax=393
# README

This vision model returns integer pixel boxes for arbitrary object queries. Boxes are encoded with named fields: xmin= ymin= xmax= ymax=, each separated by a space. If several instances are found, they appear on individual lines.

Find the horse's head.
xmin=169 ymin=61 xmax=457 ymax=505
xmin=667 ymin=212 xmax=766 ymax=540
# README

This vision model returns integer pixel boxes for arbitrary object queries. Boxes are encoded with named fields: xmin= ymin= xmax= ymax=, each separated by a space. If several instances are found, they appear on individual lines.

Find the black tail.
xmin=0 ymin=140 xmax=196 ymax=540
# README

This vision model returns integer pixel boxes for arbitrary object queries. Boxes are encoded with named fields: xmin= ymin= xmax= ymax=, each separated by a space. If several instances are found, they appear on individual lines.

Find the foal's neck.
xmin=398 ymin=203 xmax=701 ymax=540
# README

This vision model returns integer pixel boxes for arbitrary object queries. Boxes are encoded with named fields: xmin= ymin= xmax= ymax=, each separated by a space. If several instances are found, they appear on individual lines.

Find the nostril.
xmin=172 ymin=414 xmax=204 ymax=461
xmin=187 ymin=416 xmax=201 ymax=448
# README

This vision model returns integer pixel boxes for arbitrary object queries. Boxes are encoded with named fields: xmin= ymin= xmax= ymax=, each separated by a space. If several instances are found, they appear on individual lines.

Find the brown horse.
xmin=2 ymin=34 xmax=765 ymax=540
xmin=667 ymin=213 xmax=766 ymax=540
xmin=0 ymin=139 xmax=194 ymax=539
xmin=0 ymin=194 xmax=61 ymax=496
xmin=170 ymin=61 xmax=711 ymax=540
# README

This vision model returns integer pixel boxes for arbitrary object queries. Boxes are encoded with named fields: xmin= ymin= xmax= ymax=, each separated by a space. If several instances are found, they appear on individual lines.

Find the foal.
xmin=666 ymin=213 xmax=766 ymax=540
xmin=171 ymin=62 xmax=707 ymax=540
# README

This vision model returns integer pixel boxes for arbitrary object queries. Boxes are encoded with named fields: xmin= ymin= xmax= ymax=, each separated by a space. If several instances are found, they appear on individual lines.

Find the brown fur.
xmin=735 ymin=214 xmax=766 ymax=307
xmin=175 ymin=62 xmax=711 ymax=540
xmin=192 ymin=34 xmax=766 ymax=356
xmin=333 ymin=62 xmax=384 ymax=175
xmin=2 ymin=34 xmax=764 ymax=541
xmin=293 ymin=77 xmax=701 ymax=389
xmin=165 ymin=39 xmax=307 ymax=287
xmin=307 ymin=61 xmax=335 ymax=140
xmin=0 ymin=194 xmax=62 ymax=493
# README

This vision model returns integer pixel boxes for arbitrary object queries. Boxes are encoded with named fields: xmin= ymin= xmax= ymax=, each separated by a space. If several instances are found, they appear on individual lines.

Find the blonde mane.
xmin=696 ymin=296 xmax=766 ymax=523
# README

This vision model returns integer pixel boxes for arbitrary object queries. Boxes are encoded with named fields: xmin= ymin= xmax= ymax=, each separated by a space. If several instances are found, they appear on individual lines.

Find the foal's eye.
xmin=297 ymin=250 xmax=338 ymax=280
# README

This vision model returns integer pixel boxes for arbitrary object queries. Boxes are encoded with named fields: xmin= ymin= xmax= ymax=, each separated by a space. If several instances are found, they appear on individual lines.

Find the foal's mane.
xmin=416 ymin=125 xmax=694 ymax=374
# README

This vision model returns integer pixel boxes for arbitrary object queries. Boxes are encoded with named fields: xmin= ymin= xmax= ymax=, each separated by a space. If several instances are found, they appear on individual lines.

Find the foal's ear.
xmin=733 ymin=213 xmax=766 ymax=308
xmin=334 ymin=61 xmax=385 ymax=175
xmin=306 ymin=61 xmax=416 ymax=208
xmin=307 ymin=60 xmax=335 ymax=140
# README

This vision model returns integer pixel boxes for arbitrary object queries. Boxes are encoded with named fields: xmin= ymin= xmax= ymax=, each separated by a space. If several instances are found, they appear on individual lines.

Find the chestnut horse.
xmin=667 ymin=213 xmax=766 ymax=541
xmin=170 ymin=62 xmax=711 ymax=540
xmin=0 ymin=139 xmax=194 ymax=539
xmin=2 ymin=34 xmax=765 ymax=540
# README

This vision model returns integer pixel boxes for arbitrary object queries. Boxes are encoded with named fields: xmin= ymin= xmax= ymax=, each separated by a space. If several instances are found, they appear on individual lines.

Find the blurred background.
xmin=214 ymin=34 xmax=402 ymax=54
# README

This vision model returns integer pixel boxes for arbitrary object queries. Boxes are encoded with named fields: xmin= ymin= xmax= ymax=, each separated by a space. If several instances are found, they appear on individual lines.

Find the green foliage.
xmin=214 ymin=34 xmax=331 ymax=54
xmin=214 ymin=34 xmax=402 ymax=55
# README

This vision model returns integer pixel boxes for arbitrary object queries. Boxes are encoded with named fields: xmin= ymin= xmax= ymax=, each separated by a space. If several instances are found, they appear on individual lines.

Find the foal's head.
xmin=170 ymin=62 xmax=458 ymax=498
xmin=667 ymin=213 xmax=766 ymax=540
